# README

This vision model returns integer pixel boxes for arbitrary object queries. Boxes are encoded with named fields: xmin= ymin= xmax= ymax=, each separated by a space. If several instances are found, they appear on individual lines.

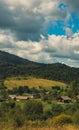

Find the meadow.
xmin=4 ymin=76 xmax=66 ymax=90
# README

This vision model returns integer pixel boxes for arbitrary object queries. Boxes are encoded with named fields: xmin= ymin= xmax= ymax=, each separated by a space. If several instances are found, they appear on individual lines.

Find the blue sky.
xmin=48 ymin=20 xmax=65 ymax=35
xmin=0 ymin=0 xmax=79 ymax=67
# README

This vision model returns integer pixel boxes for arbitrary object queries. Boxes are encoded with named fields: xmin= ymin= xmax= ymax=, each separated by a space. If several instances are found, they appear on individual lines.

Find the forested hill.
xmin=0 ymin=50 xmax=79 ymax=83
xmin=0 ymin=50 xmax=31 ymax=65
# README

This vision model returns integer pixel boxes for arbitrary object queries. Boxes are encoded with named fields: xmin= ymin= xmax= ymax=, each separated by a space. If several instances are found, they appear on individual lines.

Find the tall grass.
xmin=1 ymin=120 xmax=79 ymax=130
xmin=2 ymin=125 xmax=79 ymax=130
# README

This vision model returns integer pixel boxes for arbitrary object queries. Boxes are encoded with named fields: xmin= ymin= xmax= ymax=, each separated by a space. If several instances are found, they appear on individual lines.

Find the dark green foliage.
xmin=64 ymin=104 xmax=77 ymax=115
xmin=70 ymin=80 xmax=79 ymax=97
xmin=43 ymin=109 xmax=52 ymax=120
xmin=0 ymin=81 xmax=8 ymax=101
xmin=0 ymin=50 xmax=30 ymax=65
xmin=30 ymin=87 xmax=40 ymax=95
xmin=9 ymin=86 xmax=30 ymax=95
xmin=24 ymin=100 xmax=43 ymax=120
xmin=0 ymin=51 xmax=79 ymax=83
xmin=52 ymin=104 xmax=64 ymax=116
xmin=52 ymin=86 xmax=61 ymax=90
xmin=73 ymin=110 xmax=79 ymax=125
xmin=53 ymin=114 xmax=73 ymax=126
xmin=0 ymin=101 xmax=16 ymax=122
xmin=13 ymin=109 xmax=25 ymax=128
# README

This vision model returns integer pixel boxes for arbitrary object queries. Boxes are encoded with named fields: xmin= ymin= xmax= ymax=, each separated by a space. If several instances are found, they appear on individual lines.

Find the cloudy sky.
xmin=0 ymin=0 xmax=79 ymax=67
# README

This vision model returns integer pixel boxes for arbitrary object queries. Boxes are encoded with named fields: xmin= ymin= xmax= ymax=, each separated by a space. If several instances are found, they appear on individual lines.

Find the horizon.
xmin=0 ymin=0 xmax=79 ymax=67
xmin=0 ymin=50 xmax=79 ymax=68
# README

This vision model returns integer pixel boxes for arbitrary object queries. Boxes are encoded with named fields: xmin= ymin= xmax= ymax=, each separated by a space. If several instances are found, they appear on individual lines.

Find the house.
xmin=58 ymin=96 xmax=72 ymax=103
xmin=23 ymin=93 xmax=34 ymax=99
xmin=16 ymin=96 xmax=30 ymax=100
xmin=9 ymin=94 xmax=34 ymax=101
xmin=9 ymin=95 xmax=16 ymax=100
xmin=76 ymin=95 xmax=79 ymax=98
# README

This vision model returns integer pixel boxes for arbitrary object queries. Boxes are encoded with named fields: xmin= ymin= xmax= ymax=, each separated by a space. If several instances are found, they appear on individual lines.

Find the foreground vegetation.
xmin=0 ymin=100 xmax=79 ymax=130
xmin=0 ymin=123 xmax=79 ymax=130
xmin=0 ymin=51 xmax=79 ymax=129
xmin=0 ymin=78 xmax=79 ymax=130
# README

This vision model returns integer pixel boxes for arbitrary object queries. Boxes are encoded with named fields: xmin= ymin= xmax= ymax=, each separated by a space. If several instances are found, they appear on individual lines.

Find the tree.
xmin=52 ymin=104 xmax=64 ymax=117
xmin=73 ymin=110 xmax=79 ymax=125
xmin=24 ymin=100 xmax=43 ymax=120
xmin=70 ymin=80 xmax=79 ymax=97
xmin=0 ymin=81 xmax=8 ymax=101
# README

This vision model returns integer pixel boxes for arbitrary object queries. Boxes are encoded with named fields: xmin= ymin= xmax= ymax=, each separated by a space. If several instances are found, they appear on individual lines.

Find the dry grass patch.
xmin=4 ymin=77 xmax=66 ymax=90
xmin=6 ymin=125 xmax=79 ymax=130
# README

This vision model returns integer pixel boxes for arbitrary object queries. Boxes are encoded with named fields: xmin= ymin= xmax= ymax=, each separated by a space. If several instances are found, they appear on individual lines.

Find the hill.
xmin=0 ymin=50 xmax=31 ymax=64
xmin=0 ymin=50 xmax=79 ymax=83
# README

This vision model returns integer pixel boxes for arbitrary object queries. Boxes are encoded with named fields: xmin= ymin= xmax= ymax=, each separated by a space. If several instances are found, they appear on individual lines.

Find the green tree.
xmin=70 ymin=80 xmax=79 ymax=97
xmin=24 ymin=100 xmax=43 ymax=120
xmin=0 ymin=81 xmax=8 ymax=101
xmin=52 ymin=104 xmax=64 ymax=117
xmin=73 ymin=110 xmax=79 ymax=125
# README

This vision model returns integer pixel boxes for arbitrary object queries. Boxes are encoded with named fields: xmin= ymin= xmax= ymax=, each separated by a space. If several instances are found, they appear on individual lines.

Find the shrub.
xmin=24 ymin=100 xmax=43 ymax=120
xmin=52 ymin=104 xmax=64 ymax=116
xmin=53 ymin=114 xmax=72 ymax=126
xmin=64 ymin=103 xmax=77 ymax=115
xmin=73 ymin=110 xmax=79 ymax=125
xmin=42 ymin=109 xmax=52 ymax=120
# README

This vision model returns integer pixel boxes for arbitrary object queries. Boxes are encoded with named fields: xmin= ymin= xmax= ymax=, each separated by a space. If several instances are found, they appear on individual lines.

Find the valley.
xmin=0 ymin=51 xmax=79 ymax=130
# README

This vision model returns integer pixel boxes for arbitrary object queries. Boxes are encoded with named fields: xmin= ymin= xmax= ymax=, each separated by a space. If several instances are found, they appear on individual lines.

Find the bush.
xmin=14 ymin=116 xmax=24 ymax=128
xmin=64 ymin=103 xmax=77 ymax=115
xmin=52 ymin=104 xmax=64 ymax=116
xmin=73 ymin=110 xmax=79 ymax=125
xmin=24 ymin=100 xmax=43 ymax=120
xmin=42 ymin=109 xmax=52 ymax=120
xmin=53 ymin=114 xmax=72 ymax=126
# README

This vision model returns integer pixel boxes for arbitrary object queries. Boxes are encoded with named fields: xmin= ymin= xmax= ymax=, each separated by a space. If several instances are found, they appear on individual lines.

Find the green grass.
xmin=4 ymin=76 xmax=67 ymax=90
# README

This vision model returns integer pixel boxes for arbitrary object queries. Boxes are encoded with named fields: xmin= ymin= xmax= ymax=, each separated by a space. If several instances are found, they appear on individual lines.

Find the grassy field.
xmin=4 ymin=77 xmax=67 ymax=90
xmin=16 ymin=126 xmax=79 ymax=130
xmin=1 ymin=125 xmax=79 ymax=130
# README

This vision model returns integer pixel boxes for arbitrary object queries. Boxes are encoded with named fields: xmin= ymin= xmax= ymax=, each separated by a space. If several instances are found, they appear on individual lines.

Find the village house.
xmin=9 ymin=95 xmax=16 ymax=100
xmin=76 ymin=95 xmax=79 ymax=99
xmin=9 ymin=94 xmax=34 ymax=101
xmin=57 ymin=96 xmax=72 ymax=103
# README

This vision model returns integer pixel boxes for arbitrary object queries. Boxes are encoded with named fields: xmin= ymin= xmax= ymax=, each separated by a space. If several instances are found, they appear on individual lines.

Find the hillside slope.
xmin=0 ymin=50 xmax=79 ymax=83
xmin=0 ymin=50 xmax=31 ymax=64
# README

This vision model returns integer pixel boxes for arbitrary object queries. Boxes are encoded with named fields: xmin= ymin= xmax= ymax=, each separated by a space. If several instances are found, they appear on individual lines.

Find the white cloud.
xmin=0 ymin=0 xmax=67 ymax=41
xmin=65 ymin=27 xmax=73 ymax=37
xmin=0 ymin=32 xmax=79 ymax=66
xmin=0 ymin=0 xmax=79 ymax=67
xmin=63 ymin=0 xmax=79 ymax=11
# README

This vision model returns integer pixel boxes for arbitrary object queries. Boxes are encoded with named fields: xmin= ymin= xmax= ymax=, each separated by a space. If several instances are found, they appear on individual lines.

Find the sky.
xmin=0 ymin=0 xmax=79 ymax=67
